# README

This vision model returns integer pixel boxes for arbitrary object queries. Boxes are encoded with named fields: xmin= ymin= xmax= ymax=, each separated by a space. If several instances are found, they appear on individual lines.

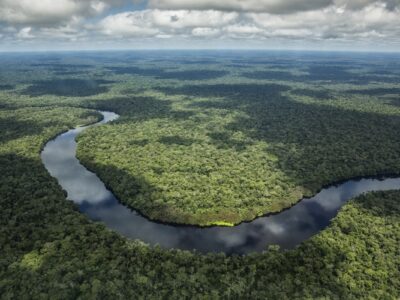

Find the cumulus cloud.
xmin=192 ymin=27 xmax=221 ymax=37
xmin=224 ymin=24 xmax=263 ymax=35
xmin=0 ymin=0 xmax=399 ymax=50
xmin=149 ymin=0 xmax=400 ymax=13
xmin=149 ymin=0 xmax=334 ymax=14
xmin=150 ymin=10 xmax=238 ymax=28
xmin=39 ymin=25 xmax=87 ymax=41
xmin=16 ymin=27 xmax=34 ymax=39
xmin=98 ymin=9 xmax=238 ymax=37
xmin=99 ymin=11 xmax=159 ymax=37
xmin=0 ymin=0 xmax=114 ymax=25
xmin=335 ymin=0 xmax=399 ymax=10
xmin=95 ymin=3 xmax=400 ymax=42
xmin=248 ymin=2 xmax=400 ymax=39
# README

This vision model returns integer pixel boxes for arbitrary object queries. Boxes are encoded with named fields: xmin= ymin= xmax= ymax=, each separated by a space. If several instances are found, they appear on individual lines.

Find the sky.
xmin=0 ymin=0 xmax=400 ymax=52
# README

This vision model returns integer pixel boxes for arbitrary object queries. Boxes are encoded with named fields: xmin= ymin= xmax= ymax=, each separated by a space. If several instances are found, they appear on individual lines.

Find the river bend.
xmin=41 ymin=111 xmax=400 ymax=254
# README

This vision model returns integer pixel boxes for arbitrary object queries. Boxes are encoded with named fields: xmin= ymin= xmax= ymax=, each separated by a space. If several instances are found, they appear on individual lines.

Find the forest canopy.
xmin=1 ymin=51 xmax=400 ymax=298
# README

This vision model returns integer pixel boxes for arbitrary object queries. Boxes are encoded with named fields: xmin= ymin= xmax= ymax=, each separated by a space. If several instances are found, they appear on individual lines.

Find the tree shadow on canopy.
xmin=158 ymin=83 xmax=400 ymax=194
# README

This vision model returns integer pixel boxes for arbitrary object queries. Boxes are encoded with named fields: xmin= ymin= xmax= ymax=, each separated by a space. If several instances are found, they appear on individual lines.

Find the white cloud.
xmin=0 ymin=0 xmax=114 ymax=25
xmin=192 ymin=27 xmax=220 ymax=37
xmin=334 ymin=0 xmax=399 ymax=10
xmin=16 ymin=27 xmax=34 ymax=39
xmin=98 ymin=10 xmax=238 ymax=37
xmin=99 ymin=11 xmax=159 ymax=37
xmin=248 ymin=2 xmax=400 ymax=39
xmin=224 ymin=24 xmax=263 ymax=35
xmin=0 ymin=0 xmax=78 ymax=24
xmin=39 ymin=24 xmax=86 ymax=41
xmin=91 ymin=1 xmax=109 ymax=13
xmin=149 ymin=0 xmax=399 ymax=13
xmin=0 ymin=0 xmax=399 ymax=51
xmin=151 ymin=10 xmax=238 ymax=29
xmin=149 ymin=0 xmax=334 ymax=14
xmin=95 ymin=3 xmax=400 ymax=45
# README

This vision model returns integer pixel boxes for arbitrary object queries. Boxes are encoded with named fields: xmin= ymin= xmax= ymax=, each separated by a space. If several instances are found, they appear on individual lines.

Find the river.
xmin=41 ymin=111 xmax=400 ymax=254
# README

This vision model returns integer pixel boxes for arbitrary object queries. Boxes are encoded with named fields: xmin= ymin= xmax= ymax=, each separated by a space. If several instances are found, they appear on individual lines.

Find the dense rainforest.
xmin=0 ymin=51 xmax=399 ymax=298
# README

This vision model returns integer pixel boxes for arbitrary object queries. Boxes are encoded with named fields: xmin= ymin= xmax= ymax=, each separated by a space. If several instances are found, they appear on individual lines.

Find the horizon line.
xmin=1 ymin=48 xmax=400 ymax=55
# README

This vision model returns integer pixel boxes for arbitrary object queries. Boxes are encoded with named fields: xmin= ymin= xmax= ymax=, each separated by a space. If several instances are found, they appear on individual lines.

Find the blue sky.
xmin=0 ymin=0 xmax=399 ymax=52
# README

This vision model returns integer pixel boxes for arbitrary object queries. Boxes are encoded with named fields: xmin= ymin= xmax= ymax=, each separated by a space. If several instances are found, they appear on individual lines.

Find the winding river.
xmin=41 ymin=111 xmax=400 ymax=254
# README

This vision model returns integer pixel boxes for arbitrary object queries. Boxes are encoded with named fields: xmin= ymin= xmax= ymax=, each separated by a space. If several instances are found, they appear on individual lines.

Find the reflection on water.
xmin=41 ymin=111 xmax=400 ymax=254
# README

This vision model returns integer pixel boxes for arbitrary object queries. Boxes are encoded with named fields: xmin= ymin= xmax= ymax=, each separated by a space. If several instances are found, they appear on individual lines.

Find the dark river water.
xmin=41 ymin=111 xmax=400 ymax=254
